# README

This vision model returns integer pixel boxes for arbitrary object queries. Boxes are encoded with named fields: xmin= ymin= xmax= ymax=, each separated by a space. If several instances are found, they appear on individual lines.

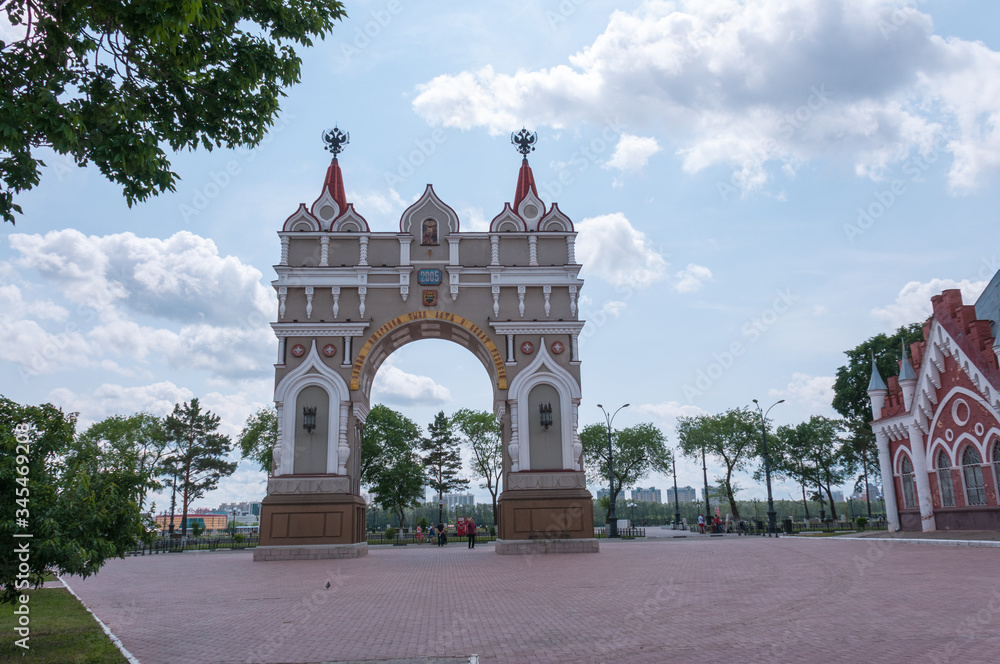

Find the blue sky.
xmin=4 ymin=0 xmax=1000 ymax=511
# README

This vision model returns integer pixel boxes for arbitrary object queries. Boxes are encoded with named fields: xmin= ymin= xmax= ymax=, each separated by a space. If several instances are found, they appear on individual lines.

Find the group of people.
xmin=413 ymin=519 xmax=478 ymax=548
xmin=697 ymin=514 xmax=723 ymax=534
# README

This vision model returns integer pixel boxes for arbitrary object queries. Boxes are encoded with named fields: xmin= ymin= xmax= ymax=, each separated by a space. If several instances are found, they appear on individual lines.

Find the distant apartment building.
xmin=155 ymin=512 xmax=228 ymax=533
xmin=434 ymin=492 xmax=474 ymax=507
xmin=218 ymin=501 xmax=261 ymax=516
xmin=631 ymin=487 xmax=661 ymax=503
xmin=665 ymin=486 xmax=698 ymax=503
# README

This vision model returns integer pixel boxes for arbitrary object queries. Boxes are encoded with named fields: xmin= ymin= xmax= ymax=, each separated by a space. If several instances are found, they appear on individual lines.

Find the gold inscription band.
xmin=350 ymin=311 xmax=508 ymax=390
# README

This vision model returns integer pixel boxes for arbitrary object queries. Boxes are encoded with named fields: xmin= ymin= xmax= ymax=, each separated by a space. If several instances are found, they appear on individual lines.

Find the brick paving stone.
xmin=64 ymin=537 xmax=1000 ymax=664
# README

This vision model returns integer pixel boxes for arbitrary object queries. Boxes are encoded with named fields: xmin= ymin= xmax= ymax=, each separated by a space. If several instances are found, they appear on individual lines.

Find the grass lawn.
xmin=0 ymin=587 xmax=127 ymax=663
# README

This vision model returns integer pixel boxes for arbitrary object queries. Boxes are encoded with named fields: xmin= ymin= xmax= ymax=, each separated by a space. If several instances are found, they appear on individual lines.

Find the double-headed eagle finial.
xmin=322 ymin=126 xmax=350 ymax=156
xmin=511 ymin=127 xmax=537 ymax=156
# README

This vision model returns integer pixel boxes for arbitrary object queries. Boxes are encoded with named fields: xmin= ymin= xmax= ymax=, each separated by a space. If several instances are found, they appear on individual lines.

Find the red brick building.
xmin=868 ymin=276 xmax=1000 ymax=532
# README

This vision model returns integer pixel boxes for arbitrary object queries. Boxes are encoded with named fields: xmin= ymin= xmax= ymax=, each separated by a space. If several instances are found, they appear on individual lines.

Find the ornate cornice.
xmin=490 ymin=321 xmax=586 ymax=335
xmin=271 ymin=322 xmax=370 ymax=337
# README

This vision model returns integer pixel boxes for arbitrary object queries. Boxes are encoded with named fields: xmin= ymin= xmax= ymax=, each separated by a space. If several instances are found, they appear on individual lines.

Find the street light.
xmin=672 ymin=454 xmax=682 ymax=529
xmin=752 ymin=398 xmax=784 ymax=538
xmin=597 ymin=403 xmax=629 ymax=538
xmin=627 ymin=502 xmax=637 ymax=531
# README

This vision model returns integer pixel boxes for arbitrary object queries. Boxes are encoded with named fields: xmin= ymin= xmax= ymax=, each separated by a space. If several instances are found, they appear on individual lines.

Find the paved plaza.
xmin=65 ymin=533 xmax=999 ymax=664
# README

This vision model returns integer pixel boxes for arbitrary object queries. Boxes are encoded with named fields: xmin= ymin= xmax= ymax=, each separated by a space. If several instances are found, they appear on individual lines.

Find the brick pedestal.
xmin=256 ymin=491 xmax=367 ymax=561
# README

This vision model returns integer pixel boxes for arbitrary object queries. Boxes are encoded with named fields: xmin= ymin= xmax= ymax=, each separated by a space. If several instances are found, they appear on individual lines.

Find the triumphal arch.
xmin=254 ymin=129 xmax=597 ymax=560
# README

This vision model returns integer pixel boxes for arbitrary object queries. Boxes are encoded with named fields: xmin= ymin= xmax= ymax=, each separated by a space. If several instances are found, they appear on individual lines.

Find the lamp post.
xmin=672 ymin=455 xmax=681 ymax=529
xmin=702 ymin=445 xmax=710 ymax=528
xmin=597 ymin=403 xmax=629 ymax=538
xmin=752 ymin=398 xmax=784 ymax=538
xmin=627 ymin=502 xmax=636 ymax=531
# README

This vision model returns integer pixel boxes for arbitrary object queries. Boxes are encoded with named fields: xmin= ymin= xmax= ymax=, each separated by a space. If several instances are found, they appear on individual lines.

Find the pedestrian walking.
xmin=698 ymin=514 xmax=705 ymax=534
xmin=467 ymin=518 xmax=476 ymax=549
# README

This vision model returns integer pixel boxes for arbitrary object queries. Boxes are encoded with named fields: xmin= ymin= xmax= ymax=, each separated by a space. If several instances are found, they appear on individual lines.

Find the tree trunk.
xmin=724 ymin=469 xmax=740 ymax=522
xmin=800 ymin=481 xmax=810 ymax=519
xmin=824 ymin=484 xmax=838 ymax=521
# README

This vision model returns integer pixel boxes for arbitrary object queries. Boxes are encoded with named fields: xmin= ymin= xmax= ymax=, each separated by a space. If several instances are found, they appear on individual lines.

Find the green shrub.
xmin=855 ymin=516 xmax=868 ymax=528
xmin=233 ymin=533 xmax=245 ymax=543
xmin=384 ymin=526 xmax=396 ymax=541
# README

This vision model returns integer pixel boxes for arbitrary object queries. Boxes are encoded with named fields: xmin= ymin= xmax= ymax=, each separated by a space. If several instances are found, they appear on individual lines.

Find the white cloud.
xmin=871 ymin=278 xmax=988 ymax=330
xmin=10 ymin=229 xmax=273 ymax=325
xmin=413 ymin=0 xmax=1000 ymax=194
xmin=637 ymin=401 xmax=709 ymax=425
xmin=768 ymin=373 xmax=836 ymax=413
xmin=372 ymin=358 xmax=452 ymax=406
xmin=673 ymin=263 xmax=713 ymax=293
xmin=48 ymin=381 xmax=196 ymax=429
xmin=576 ymin=213 xmax=668 ymax=289
xmin=604 ymin=134 xmax=661 ymax=173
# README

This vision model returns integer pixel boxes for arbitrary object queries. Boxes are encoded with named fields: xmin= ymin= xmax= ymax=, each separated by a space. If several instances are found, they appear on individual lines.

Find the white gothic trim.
xmin=507 ymin=336 xmax=582 ymax=471
xmin=273 ymin=340 xmax=351 ymax=476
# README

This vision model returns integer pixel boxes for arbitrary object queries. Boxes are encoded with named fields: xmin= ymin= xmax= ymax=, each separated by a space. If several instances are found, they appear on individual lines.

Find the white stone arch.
xmin=310 ymin=188 xmax=342 ymax=230
xmin=928 ymin=438 xmax=954 ymax=468
xmin=507 ymin=337 xmax=582 ymax=472
xmin=892 ymin=446 xmax=914 ymax=476
xmin=490 ymin=204 xmax=527 ymax=232
xmin=332 ymin=204 xmax=370 ymax=232
xmin=282 ymin=204 xmax=321 ymax=232
xmin=539 ymin=203 xmax=573 ymax=231
xmin=273 ymin=340 xmax=351 ymax=476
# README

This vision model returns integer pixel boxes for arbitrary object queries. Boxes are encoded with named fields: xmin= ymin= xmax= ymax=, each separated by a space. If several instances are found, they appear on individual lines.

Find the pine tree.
xmin=420 ymin=411 xmax=469 ymax=523
xmin=162 ymin=399 xmax=237 ymax=537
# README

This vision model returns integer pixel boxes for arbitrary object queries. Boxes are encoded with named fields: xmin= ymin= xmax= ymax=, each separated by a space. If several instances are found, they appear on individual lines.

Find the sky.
xmin=4 ymin=0 xmax=1000 ymax=513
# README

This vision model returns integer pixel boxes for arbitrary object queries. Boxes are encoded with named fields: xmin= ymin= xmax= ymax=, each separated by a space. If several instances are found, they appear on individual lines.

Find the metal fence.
xmin=366 ymin=531 xmax=497 ymax=546
xmin=593 ymin=527 xmax=646 ymax=538
xmin=686 ymin=518 xmax=891 ymax=536
xmin=126 ymin=535 xmax=260 ymax=555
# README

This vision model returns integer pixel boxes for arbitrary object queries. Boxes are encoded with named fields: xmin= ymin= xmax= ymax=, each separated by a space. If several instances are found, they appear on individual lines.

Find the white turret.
xmin=866 ymin=351 xmax=888 ymax=419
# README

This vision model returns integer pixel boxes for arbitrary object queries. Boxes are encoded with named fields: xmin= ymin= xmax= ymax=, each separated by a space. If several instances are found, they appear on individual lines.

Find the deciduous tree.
xmin=1 ymin=397 xmax=155 ymax=604
xmin=580 ymin=422 xmax=671 ymax=508
xmin=676 ymin=408 xmax=760 ymax=522
xmin=452 ymin=408 xmax=502 ymax=527
xmin=361 ymin=405 xmax=425 ymax=529
xmin=237 ymin=406 xmax=277 ymax=474
xmin=0 ymin=0 xmax=347 ymax=224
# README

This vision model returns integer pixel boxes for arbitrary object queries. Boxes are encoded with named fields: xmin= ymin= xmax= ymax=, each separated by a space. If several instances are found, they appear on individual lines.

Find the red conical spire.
xmin=513 ymin=157 xmax=538 ymax=211
xmin=321 ymin=157 xmax=348 ymax=213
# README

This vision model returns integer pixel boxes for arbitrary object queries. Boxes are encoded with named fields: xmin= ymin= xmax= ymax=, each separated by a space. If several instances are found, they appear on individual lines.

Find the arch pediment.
xmin=282 ymin=204 xmax=321 ymax=232
xmin=399 ymin=184 xmax=460 ymax=237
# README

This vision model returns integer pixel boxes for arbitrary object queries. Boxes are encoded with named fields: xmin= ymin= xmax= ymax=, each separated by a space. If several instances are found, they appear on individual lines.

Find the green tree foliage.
xmin=0 ymin=0 xmax=347 ymax=224
xmin=676 ymin=407 xmax=761 ymax=522
xmin=451 ymin=408 xmax=502 ymax=527
xmin=237 ymin=406 xmax=277 ymax=474
xmin=769 ymin=421 xmax=819 ymax=519
xmin=162 ymin=399 xmax=236 ymax=537
xmin=77 ymin=412 xmax=167 ymax=510
xmin=1 ymin=397 xmax=155 ymax=604
xmin=420 ymin=411 xmax=469 ymax=521
xmin=189 ymin=519 xmax=205 ymax=537
xmin=361 ymin=405 xmax=425 ymax=529
xmin=580 ymin=422 xmax=671 ymax=508
xmin=832 ymin=321 xmax=924 ymax=482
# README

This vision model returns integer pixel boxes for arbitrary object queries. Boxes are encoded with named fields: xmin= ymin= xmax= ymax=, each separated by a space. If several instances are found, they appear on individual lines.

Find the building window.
xmin=993 ymin=440 xmax=1000 ymax=499
xmin=901 ymin=457 xmax=916 ymax=509
xmin=962 ymin=447 xmax=987 ymax=506
xmin=937 ymin=451 xmax=955 ymax=508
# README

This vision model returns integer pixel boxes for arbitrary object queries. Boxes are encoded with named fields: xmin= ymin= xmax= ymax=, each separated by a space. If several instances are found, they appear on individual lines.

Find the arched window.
xmin=901 ymin=457 xmax=916 ymax=509
xmin=993 ymin=440 xmax=1000 ymax=498
xmin=962 ymin=447 xmax=986 ymax=506
xmin=937 ymin=451 xmax=955 ymax=507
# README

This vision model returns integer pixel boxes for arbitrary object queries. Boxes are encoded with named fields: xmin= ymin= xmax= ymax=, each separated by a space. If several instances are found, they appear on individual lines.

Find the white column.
xmin=280 ymin=236 xmax=289 ymax=266
xmin=274 ymin=403 xmax=285 ymax=475
xmin=358 ymin=286 xmax=367 ymax=318
xmin=490 ymin=235 xmax=499 ymax=265
xmin=907 ymin=423 xmax=937 ymax=531
xmin=543 ymin=285 xmax=551 ymax=318
xmin=305 ymin=286 xmax=314 ymax=319
xmin=875 ymin=429 xmax=899 ymax=532
xmin=492 ymin=286 xmax=500 ymax=317
xmin=528 ymin=235 xmax=538 ymax=266
xmin=449 ymin=237 xmax=460 ymax=265
xmin=332 ymin=287 xmax=340 ymax=319
xmin=517 ymin=286 xmax=526 ymax=317
xmin=566 ymin=235 xmax=576 ymax=264
xmin=505 ymin=334 xmax=514 ymax=363
xmin=278 ymin=287 xmax=287 ymax=320
xmin=320 ymin=236 xmax=330 ymax=266
xmin=276 ymin=337 xmax=287 ymax=365
xmin=569 ymin=285 xmax=578 ymax=317
xmin=570 ymin=334 xmax=580 ymax=363
xmin=341 ymin=336 xmax=353 ymax=368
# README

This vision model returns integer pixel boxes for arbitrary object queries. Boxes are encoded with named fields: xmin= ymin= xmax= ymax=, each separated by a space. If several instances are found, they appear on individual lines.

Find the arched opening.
xmin=936 ymin=450 xmax=954 ymax=508
xmin=294 ymin=386 xmax=329 ymax=474
xmin=961 ymin=446 xmax=986 ymax=506
xmin=901 ymin=456 xmax=916 ymax=509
